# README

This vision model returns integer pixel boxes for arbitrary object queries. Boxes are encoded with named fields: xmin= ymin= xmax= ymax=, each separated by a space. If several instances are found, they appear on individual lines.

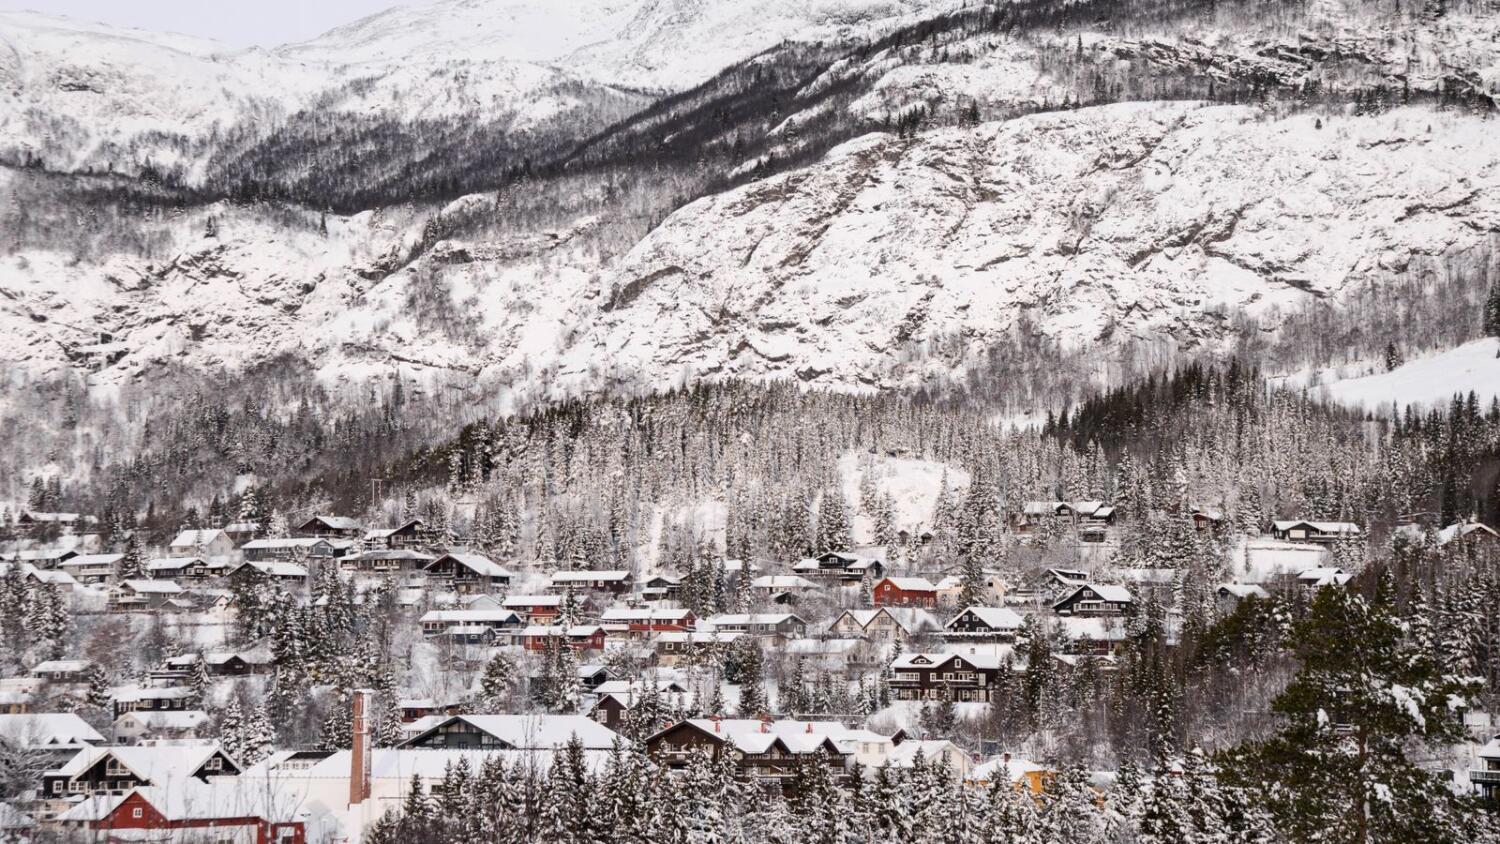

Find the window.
xmin=51 ymin=780 xmax=62 ymax=794
xmin=69 ymin=781 xmax=84 ymax=793
xmin=132 ymin=808 xmax=143 ymax=819
xmin=205 ymin=756 xmax=222 ymax=771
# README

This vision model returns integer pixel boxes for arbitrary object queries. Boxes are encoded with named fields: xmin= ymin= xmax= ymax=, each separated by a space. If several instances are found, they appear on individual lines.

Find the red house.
xmin=503 ymin=594 xmax=563 ymax=622
xmin=59 ymin=782 xmax=305 ymax=843
xmin=872 ymin=577 xmax=940 ymax=609
xmin=522 ymin=624 xmax=608 ymax=652
xmin=599 ymin=607 xmax=697 ymax=636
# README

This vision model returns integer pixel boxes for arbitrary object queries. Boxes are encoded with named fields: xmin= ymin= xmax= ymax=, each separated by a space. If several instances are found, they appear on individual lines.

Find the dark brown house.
xmin=889 ymin=652 xmax=1007 ymax=703
xmin=645 ymin=719 xmax=848 ymax=789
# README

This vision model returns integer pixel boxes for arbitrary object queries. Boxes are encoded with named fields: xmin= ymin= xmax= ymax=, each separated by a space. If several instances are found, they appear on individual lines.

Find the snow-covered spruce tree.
xmin=477 ymin=651 xmax=516 ymax=711
xmin=219 ymin=697 xmax=247 ymax=763
xmin=1220 ymin=579 xmax=1486 ymax=843
xmin=734 ymin=639 xmax=768 ymax=716
xmin=1484 ymin=278 xmax=1500 ymax=339
xmin=239 ymin=699 xmax=276 ymax=766
xmin=814 ymin=487 xmax=852 ymax=554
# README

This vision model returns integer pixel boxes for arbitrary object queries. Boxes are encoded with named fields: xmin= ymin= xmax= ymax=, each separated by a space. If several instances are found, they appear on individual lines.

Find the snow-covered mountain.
xmin=4 ymin=0 xmax=1500 ymax=409
xmin=0 ymin=0 xmax=961 ymax=177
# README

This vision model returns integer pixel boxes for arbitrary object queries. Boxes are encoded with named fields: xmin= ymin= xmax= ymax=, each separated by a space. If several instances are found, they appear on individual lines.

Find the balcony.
xmin=1472 ymin=769 xmax=1500 ymax=786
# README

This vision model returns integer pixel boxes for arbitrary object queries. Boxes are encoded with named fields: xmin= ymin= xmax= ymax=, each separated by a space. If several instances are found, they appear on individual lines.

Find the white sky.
xmin=3 ymin=0 xmax=420 ymax=47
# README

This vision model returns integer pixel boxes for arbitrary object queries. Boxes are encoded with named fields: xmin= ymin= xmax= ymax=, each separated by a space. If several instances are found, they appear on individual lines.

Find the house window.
xmin=69 ymin=781 xmax=84 ymax=793
xmin=205 ymin=757 xmax=222 ymax=771
xmin=132 ymin=808 xmax=143 ymax=819
xmin=51 ymin=781 xmax=62 ymax=794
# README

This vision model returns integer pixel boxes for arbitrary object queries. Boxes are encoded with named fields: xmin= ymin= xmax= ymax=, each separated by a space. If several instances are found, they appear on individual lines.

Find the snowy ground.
xmin=838 ymin=451 xmax=968 ymax=545
xmin=1304 ymin=338 xmax=1500 ymax=412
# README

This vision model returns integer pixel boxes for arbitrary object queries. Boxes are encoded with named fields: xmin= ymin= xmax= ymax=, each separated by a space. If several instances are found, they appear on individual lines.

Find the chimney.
xmin=349 ymin=689 xmax=374 ymax=807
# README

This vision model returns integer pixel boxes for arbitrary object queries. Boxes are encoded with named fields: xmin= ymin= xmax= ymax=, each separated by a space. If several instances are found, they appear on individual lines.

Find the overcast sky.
xmin=4 ymin=0 xmax=418 ymax=47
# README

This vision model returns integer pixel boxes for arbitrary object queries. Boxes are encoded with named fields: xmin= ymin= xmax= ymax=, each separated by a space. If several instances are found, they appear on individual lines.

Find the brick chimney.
xmin=349 ymin=689 xmax=374 ymax=806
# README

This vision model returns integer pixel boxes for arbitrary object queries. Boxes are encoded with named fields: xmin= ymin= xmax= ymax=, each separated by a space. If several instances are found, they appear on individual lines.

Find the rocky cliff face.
xmin=5 ymin=102 xmax=1496 ymax=401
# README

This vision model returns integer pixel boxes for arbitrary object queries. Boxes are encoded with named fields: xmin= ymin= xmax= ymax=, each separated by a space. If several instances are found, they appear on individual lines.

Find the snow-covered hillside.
xmin=559 ymin=103 xmax=1500 ymax=391
xmin=1311 ymin=338 xmax=1500 ymax=411
xmin=0 ymin=0 xmax=960 ymax=176
xmin=6 ymin=103 xmax=1497 ymax=403
xmin=280 ymin=0 xmax=964 ymax=91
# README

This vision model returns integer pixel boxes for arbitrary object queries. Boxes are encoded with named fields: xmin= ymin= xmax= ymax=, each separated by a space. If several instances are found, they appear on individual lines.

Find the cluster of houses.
xmin=3 ymin=503 xmax=1498 ymax=839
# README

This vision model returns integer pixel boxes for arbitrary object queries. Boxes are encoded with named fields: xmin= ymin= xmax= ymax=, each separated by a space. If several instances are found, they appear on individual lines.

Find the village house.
xmin=295 ymin=515 xmax=364 ymax=539
xmin=422 ymin=553 xmax=512 ymax=593
xmin=1017 ymin=501 xmax=1114 ymax=531
xmin=944 ymin=607 xmax=1026 ymax=641
xmin=749 ymin=574 xmax=822 ymax=603
xmin=1059 ymin=616 xmax=1132 ymax=656
xmin=1216 ymin=583 xmax=1270 ymax=613
xmin=704 ymin=613 xmax=807 ymax=640
xmin=239 ymin=537 xmax=336 ymax=563
xmin=588 ymin=680 xmax=692 ymax=730
xmin=110 ymin=686 xmax=196 ymax=720
xmin=1269 ymin=520 xmax=1362 ymax=544
xmin=1012 ymin=568 xmax=1091 ymax=603
xmin=1190 ymin=508 xmax=1225 ymax=532
xmin=1297 ymin=566 xmax=1353 ymax=590
xmin=227 ymin=560 xmax=310 ymax=586
xmin=161 ymin=650 xmax=273 ymax=678
xmin=966 ymin=753 xmax=1053 ymax=795
xmin=166 ymin=528 xmax=236 ymax=560
xmin=872 ymin=576 xmax=940 ymax=608
xmin=109 ymin=580 xmax=188 ymax=612
xmin=781 ymin=638 xmax=883 ymax=677
xmin=1 ymin=546 xmax=81 ymax=567
xmin=639 ymin=574 xmax=684 ymax=602
xmin=0 ymin=713 xmax=105 ymax=756
xmin=112 ymin=710 xmax=211 ymax=743
xmin=363 ymin=519 xmax=432 ymax=550
xmin=645 ymin=719 xmax=850 ymax=789
xmin=56 ymin=553 xmax=123 ymax=584
xmin=503 ymin=594 xmax=563 ymax=622
xmin=890 ymin=652 xmax=1008 ymax=703
xmin=599 ymin=607 xmax=697 ymax=637
xmin=888 ymin=739 xmax=973 ymax=782
xmin=653 ymin=630 xmax=742 ymax=667
xmin=0 ymin=562 xmax=80 ymax=591
xmin=1051 ymin=584 xmax=1134 ymax=617
xmin=54 ymin=780 xmax=306 ymax=844
xmin=827 ymin=607 xmax=943 ymax=642
xmin=221 ymin=522 xmax=261 ymax=544
xmin=15 ymin=511 xmax=93 ymax=536
xmin=1437 ymin=521 xmax=1500 ymax=547
xmin=792 ymin=551 xmax=883 ymax=584
xmin=31 ymin=660 xmax=93 ymax=684
xmin=418 ymin=609 xmax=523 ymax=637
xmin=1472 ymin=735 xmax=1500 ymax=802
xmin=145 ymin=556 xmax=216 ymax=582
xmin=521 ymin=624 xmax=608 ymax=652
xmin=42 ymin=744 xmax=240 ymax=799
xmin=399 ymin=714 xmax=624 ymax=750
xmin=548 ymin=569 xmax=634 ymax=594
xmin=343 ymin=548 xmax=435 ymax=574
xmin=935 ymin=571 xmax=1007 ymax=606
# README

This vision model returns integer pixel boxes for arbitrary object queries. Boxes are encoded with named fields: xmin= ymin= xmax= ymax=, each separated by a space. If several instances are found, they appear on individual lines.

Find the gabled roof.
xmin=1436 ymin=522 xmax=1499 ymax=545
xmin=947 ymin=607 xmax=1025 ymax=630
xmin=58 ymin=553 xmax=124 ymax=569
xmin=32 ymin=659 xmax=92 ymax=674
xmin=877 ymin=576 xmax=939 ymax=592
xmin=600 ymin=607 xmax=694 ymax=622
xmin=118 ymin=579 xmax=184 ymax=595
xmin=419 ymin=609 xmax=521 ymax=625
xmin=299 ymin=515 xmax=362 ymax=531
xmin=1271 ymin=520 xmax=1362 ymax=535
xmin=231 ymin=561 xmax=309 ymax=578
xmin=648 ymin=719 xmax=854 ymax=755
xmin=146 ymin=557 xmax=205 ymax=572
xmin=503 ymin=594 xmax=562 ymax=608
xmin=750 ymin=575 xmax=821 ymax=590
xmin=0 ymin=713 xmax=104 ymax=747
xmin=705 ymin=613 xmax=804 ymax=627
xmin=1218 ymin=583 xmax=1270 ymax=600
xmin=1051 ymin=583 xmax=1133 ymax=607
xmin=893 ymin=652 xmax=1007 ymax=671
xmin=427 ymin=553 xmax=512 ymax=578
xmin=51 ymin=744 xmax=234 ymax=782
xmin=551 ymin=569 xmax=632 ymax=582
xmin=398 ymin=714 xmax=625 ymax=750
xmin=114 ymin=710 xmax=211 ymax=730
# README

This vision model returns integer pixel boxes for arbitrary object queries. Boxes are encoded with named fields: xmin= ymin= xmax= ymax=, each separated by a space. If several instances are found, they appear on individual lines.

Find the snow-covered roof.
xmin=301 ymin=515 xmax=362 ymax=530
xmin=550 ymin=569 xmax=631 ymax=583
xmin=600 ymin=607 xmax=694 ymax=622
xmin=0 ymin=713 xmax=104 ymax=747
xmin=521 ymin=624 xmax=605 ymax=637
xmin=419 ymin=609 xmax=520 ymax=625
xmin=1053 ymin=583 xmax=1132 ymax=606
xmin=1218 ymin=583 xmax=1270 ymax=600
xmin=948 ymin=607 xmax=1024 ymax=630
xmin=750 ymin=575 xmax=820 ymax=590
xmin=111 ymin=685 xmax=195 ymax=703
xmin=146 ymin=557 xmax=205 ymax=572
xmin=430 ymin=553 xmax=512 ymax=577
xmin=705 ymin=613 xmax=803 ymax=627
xmin=1436 ymin=522 xmax=1498 ymax=546
xmin=32 ymin=659 xmax=91 ymax=674
xmin=114 ymin=710 xmax=211 ymax=730
xmin=659 ymin=719 xmax=858 ymax=754
xmin=58 ymin=779 xmax=299 ymax=824
xmin=655 ymin=630 xmax=741 ymax=644
xmin=118 ymin=579 xmax=184 ymax=594
xmin=232 ymin=561 xmax=309 ymax=578
xmin=1058 ymin=617 xmax=1129 ymax=642
xmin=1297 ymin=566 xmax=1352 ymax=587
xmin=0 ymin=562 xmax=79 ymax=587
xmin=51 ymin=744 xmax=229 ymax=782
xmin=1271 ymin=520 xmax=1362 ymax=535
xmin=399 ymin=714 xmax=625 ymax=750
xmin=878 ymin=576 xmax=938 ymax=592
xmin=503 ymin=594 xmax=562 ymax=608
xmin=57 ymin=553 xmax=123 ymax=569
xmin=240 ymin=538 xmax=326 ymax=550
xmin=968 ymin=755 xmax=1048 ymax=783
xmin=893 ymin=651 xmax=1006 ymax=670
